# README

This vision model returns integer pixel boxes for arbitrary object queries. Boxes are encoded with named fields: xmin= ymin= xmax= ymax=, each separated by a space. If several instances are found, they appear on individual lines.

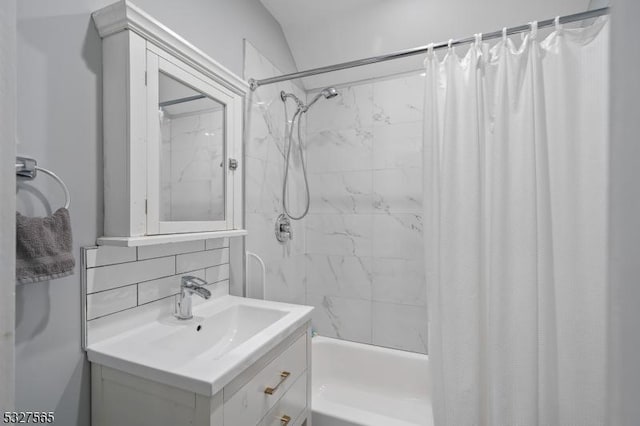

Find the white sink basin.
xmin=86 ymin=295 xmax=313 ymax=396
xmin=150 ymin=304 xmax=288 ymax=363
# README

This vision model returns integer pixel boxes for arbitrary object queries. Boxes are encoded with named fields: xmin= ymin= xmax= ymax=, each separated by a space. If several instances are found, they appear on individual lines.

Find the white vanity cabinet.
xmin=93 ymin=1 xmax=247 ymax=245
xmin=91 ymin=327 xmax=312 ymax=426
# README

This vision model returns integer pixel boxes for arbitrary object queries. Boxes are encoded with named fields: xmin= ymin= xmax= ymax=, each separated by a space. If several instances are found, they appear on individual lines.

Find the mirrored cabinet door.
xmin=146 ymin=52 xmax=235 ymax=234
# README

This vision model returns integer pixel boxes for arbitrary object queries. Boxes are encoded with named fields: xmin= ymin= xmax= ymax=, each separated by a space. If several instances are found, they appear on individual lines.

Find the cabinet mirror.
xmin=158 ymin=71 xmax=226 ymax=223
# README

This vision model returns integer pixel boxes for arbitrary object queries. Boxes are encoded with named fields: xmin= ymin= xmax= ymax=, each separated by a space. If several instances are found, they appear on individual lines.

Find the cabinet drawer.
xmin=224 ymin=334 xmax=307 ymax=425
xmin=259 ymin=372 xmax=307 ymax=426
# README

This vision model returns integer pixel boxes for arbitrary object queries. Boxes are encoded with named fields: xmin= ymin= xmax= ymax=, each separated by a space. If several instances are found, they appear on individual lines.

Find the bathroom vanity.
xmin=87 ymin=296 xmax=313 ymax=426
xmin=87 ymin=5 xmax=313 ymax=425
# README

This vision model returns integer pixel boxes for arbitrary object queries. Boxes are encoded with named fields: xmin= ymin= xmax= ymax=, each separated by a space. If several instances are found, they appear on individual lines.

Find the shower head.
xmin=321 ymin=87 xmax=339 ymax=99
xmin=305 ymin=86 xmax=339 ymax=111
xmin=281 ymin=87 xmax=339 ymax=112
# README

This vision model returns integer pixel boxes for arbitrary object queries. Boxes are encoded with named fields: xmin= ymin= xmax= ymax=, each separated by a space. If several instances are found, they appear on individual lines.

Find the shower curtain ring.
xmin=530 ymin=21 xmax=538 ymax=39
xmin=448 ymin=39 xmax=453 ymax=49
xmin=555 ymin=16 xmax=563 ymax=32
xmin=502 ymin=27 xmax=507 ymax=41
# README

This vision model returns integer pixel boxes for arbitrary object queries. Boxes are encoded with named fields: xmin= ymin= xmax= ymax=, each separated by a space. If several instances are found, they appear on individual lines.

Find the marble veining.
xmin=373 ymin=121 xmax=423 ymax=169
xmin=306 ymin=254 xmax=372 ymax=300
xmin=305 ymin=71 xmax=428 ymax=354
xmin=306 ymin=128 xmax=373 ymax=173
xmin=309 ymin=171 xmax=373 ymax=214
xmin=160 ymin=109 xmax=225 ymax=222
xmin=245 ymin=43 xmax=428 ymax=354
xmin=372 ymin=74 xmax=425 ymax=126
xmin=244 ymin=41 xmax=308 ymax=308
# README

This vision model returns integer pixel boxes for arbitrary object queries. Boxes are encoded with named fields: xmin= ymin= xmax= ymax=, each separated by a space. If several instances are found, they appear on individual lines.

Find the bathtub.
xmin=312 ymin=336 xmax=433 ymax=426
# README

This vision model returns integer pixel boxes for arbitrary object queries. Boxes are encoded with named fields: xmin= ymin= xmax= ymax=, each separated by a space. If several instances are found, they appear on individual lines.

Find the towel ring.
xmin=16 ymin=156 xmax=70 ymax=209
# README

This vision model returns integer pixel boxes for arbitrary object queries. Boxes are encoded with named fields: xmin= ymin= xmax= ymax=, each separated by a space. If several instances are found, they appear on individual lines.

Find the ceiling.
xmin=260 ymin=0 xmax=592 ymax=89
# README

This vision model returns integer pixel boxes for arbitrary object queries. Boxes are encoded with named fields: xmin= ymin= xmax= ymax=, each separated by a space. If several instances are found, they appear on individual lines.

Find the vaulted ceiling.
xmin=260 ymin=0 xmax=592 ymax=89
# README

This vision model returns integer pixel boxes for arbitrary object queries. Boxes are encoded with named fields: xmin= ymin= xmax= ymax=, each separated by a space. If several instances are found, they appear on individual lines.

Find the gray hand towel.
xmin=16 ymin=207 xmax=75 ymax=284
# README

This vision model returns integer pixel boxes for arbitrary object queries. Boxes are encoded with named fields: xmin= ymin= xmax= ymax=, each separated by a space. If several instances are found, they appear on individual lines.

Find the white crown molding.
xmin=92 ymin=0 xmax=248 ymax=95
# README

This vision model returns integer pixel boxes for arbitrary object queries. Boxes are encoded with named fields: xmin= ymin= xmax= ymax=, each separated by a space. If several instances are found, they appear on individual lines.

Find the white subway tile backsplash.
xmin=82 ymin=239 xmax=232 ymax=332
xmin=205 ymin=263 xmax=230 ymax=283
xmin=85 ymin=246 xmax=137 ymax=268
xmin=87 ymin=256 xmax=175 ymax=294
xmin=138 ymin=240 xmax=205 ymax=260
xmin=137 ymin=269 xmax=206 ymax=305
xmin=87 ymin=285 xmax=137 ymax=320
xmin=176 ymin=247 xmax=229 ymax=273
xmin=204 ymin=280 xmax=230 ymax=299
xmin=205 ymin=237 xmax=229 ymax=250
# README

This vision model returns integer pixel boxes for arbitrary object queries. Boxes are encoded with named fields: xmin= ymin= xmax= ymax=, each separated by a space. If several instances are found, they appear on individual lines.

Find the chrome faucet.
xmin=174 ymin=276 xmax=212 ymax=320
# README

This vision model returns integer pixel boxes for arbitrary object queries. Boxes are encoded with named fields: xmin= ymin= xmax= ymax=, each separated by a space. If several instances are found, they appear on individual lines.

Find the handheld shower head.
xmin=321 ymin=87 xmax=339 ymax=99
xmin=281 ymin=87 xmax=339 ymax=112
xmin=305 ymin=86 xmax=339 ymax=111
xmin=279 ymin=86 xmax=339 ymax=221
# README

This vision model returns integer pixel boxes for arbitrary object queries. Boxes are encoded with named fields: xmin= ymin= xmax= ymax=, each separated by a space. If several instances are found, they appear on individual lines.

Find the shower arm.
xmin=280 ymin=91 xmax=305 ymax=111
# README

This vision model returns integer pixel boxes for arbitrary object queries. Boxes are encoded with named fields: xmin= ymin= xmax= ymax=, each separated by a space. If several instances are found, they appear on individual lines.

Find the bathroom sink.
xmin=86 ymin=295 xmax=313 ymax=396
xmin=150 ymin=304 xmax=288 ymax=362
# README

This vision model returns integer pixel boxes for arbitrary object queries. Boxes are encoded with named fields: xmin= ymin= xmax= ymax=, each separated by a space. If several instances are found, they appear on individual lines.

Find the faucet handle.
xmin=281 ymin=223 xmax=293 ymax=240
xmin=181 ymin=275 xmax=208 ymax=288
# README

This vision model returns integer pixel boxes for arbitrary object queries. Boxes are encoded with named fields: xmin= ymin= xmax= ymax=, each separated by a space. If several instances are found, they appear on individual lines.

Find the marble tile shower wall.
xmin=305 ymin=74 xmax=427 ymax=354
xmin=244 ymin=41 xmax=307 ymax=304
xmin=244 ymin=43 xmax=427 ymax=354
xmin=160 ymin=109 xmax=225 ymax=221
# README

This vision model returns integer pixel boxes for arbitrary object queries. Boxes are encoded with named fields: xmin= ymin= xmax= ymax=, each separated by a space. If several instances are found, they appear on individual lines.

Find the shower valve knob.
xmin=275 ymin=214 xmax=293 ymax=242
xmin=281 ymin=223 xmax=293 ymax=239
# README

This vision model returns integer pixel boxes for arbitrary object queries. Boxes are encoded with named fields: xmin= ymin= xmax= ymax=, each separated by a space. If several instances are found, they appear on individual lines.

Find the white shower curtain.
xmin=424 ymin=18 xmax=609 ymax=426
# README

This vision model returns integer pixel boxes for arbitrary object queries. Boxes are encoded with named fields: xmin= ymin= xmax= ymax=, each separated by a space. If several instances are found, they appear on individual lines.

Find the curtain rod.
xmin=248 ymin=6 xmax=609 ymax=90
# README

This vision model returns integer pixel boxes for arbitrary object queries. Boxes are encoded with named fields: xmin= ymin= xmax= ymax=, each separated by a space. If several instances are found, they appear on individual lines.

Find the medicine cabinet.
xmin=93 ymin=0 xmax=247 ymax=246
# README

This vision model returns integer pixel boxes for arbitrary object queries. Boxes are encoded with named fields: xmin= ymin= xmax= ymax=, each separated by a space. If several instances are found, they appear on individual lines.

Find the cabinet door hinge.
xmin=144 ymin=71 xmax=147 ymax=86
xmin=145 ymin=199 xmax=148 ymax=214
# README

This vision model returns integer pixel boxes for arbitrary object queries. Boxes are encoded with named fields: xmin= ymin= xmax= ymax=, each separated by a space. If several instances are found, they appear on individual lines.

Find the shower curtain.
xmin=424 ymin=18 xmax=609 ymax=426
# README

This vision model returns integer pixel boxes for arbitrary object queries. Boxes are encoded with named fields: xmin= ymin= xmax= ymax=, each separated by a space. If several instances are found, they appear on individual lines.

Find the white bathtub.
xmin=312 ymin=336 xmax=433 ymax=426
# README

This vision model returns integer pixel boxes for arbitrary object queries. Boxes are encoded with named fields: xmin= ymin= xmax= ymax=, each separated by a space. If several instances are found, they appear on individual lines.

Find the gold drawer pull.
xmin=264 ymin=371 xmax=291 ymax=395
xmin=280 ymin=414 xmax=291 ymax=425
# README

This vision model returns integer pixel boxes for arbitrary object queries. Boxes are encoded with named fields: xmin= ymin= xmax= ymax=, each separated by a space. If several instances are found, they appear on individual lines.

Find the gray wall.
xmin=0 ymin=0 xmax=16 ymax=411
xmin=15 ymin=1 xmax=295 ymax=424
xmin=588 ymin=0 xmax=610 ymax=9
xmin=608 ymin=0 xmax=640 ymax=424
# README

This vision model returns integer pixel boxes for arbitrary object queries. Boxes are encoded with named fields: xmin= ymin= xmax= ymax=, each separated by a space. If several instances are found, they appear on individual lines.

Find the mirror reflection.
xmin=158 ymin=72 xmax=226 ymax=222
